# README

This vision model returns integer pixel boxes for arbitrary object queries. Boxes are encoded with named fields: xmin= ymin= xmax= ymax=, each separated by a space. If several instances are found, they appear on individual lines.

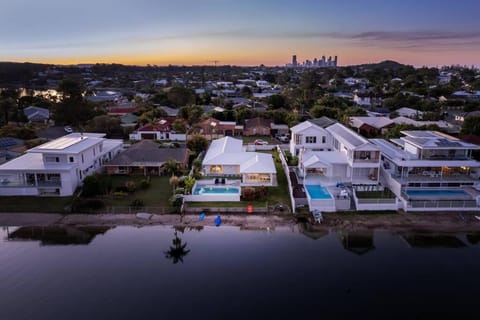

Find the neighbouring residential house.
xmin=370 ymin=131 xmax=480 ymax=212
xmin=129 ymin=118 xmax=187 ymax=141
xmin=120 ymin=113 xmax=138 ymax=129
xmin=349 ymin=116 xmax=395 ymax=136
xmin=395 ymin=107 xmax=423 ymax=119
xmin=290 ymin=117 xmax=381 ymax=186
xmin=353 ymin=93 xmax=382 ymax=107
xmin=344 ymin=77 xmax=369 ymax=86
xmin=23 ymin=106 xmax=50 ymax=123
xmin=85 ymin=91 xmax=121 ymax=104
xmin=107 ymin=105 xmax=143 ymax=116
xmin=244 ymin=117 xmax=272 ymax=136
xmin=451 ymin=91 xmax=480 ymax=100
xmin=270 ymin=123 xmax=289 ymax=136
xmin=197 ymin=118 xmax=243 ymax=137
xmin=454 ymin=111 xmax=480 ymax=123
xmin=157 ymin=106 xmax=179 ymax=117
xmin=391 ymin=116 xmax=458 ymax=132
xmin=0 ymin=133 xmax=123 ymax=196
xmin=104 ymin=140 xmax=189 ymax=176
xmin=202 ymin=136 xmax=277 ymax=186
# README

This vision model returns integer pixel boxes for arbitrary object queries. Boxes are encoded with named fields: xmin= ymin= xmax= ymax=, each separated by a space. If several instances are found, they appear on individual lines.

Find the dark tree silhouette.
xmin=164 ymin=230 xmax=190 ymax=264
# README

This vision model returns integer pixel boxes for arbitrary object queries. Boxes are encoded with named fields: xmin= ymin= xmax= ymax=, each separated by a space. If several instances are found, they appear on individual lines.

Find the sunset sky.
xmin=1 ymin=0 xmax=479 ymax=67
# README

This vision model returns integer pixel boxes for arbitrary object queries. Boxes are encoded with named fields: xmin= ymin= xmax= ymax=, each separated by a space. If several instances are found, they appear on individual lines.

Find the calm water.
xmin=1 ymin=225 xmax=480 ymax=319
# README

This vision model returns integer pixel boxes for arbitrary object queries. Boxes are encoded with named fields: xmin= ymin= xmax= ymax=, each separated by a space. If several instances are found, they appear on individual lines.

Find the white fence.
xmin=277 ymin=146 xmax=296 ymax=213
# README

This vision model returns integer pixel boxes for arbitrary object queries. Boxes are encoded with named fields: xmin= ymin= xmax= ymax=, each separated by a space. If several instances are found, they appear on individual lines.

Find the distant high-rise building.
xmin=287 ymin=53 xmax=337 ymax=68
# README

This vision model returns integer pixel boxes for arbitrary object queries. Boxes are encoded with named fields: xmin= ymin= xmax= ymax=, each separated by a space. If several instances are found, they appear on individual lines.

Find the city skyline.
xmin=1 ymin=0 xmax=480 ymax=67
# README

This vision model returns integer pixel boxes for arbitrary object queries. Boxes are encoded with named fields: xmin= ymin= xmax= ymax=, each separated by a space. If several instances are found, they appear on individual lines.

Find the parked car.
xmin=64 ymin=126 xmax=73 ymax=133
xmin=254 ymin=139 xmax=268 ymax=145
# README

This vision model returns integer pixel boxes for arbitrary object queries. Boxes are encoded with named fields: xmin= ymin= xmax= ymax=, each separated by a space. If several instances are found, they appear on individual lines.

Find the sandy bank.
xmin=1 ymin=212 xmax=480 ymax=232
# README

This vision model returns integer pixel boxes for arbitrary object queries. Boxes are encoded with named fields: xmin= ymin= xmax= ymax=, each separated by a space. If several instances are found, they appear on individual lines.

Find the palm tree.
xmin=163 ymin=160 xmax=182 ymax=176
xmin=164 ymin=230 xmax=190 ymax=264
xmin=169 ymin=175 xmax=179 ymax=191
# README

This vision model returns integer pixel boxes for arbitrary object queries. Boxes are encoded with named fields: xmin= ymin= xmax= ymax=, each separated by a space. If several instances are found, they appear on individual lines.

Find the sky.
xmin=1 ymin=0 xmax=480 ymax=67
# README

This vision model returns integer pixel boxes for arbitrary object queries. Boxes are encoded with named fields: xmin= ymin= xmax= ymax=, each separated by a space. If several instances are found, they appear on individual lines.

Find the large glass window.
xmin=306 ymin=136 xmax=317 ymax=144
xmin=210 ymin=165 xmax=223 ymax=174
xmin=245 ymin=174 xmax=271 ymax=183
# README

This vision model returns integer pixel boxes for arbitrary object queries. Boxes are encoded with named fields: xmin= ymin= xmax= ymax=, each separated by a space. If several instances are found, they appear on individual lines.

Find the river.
xmin=0 ymin=225 xmax=479 ymax=319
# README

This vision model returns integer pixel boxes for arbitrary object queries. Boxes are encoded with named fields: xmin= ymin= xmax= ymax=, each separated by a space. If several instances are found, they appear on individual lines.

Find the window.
xmin=81 ymin=154 xmax=84 ymax=163
xmin=305 ymin=136 xmax=317 ymax=144
xmin=210 ymin=165 xmax=223 ymax=174
xmin=69 ymin=157 xmax=74 ymax=163
xmin=322 ymin=136 xmax=326 ymax=143
xmin=45 ymin=156 xmax=60 ymax=163
xmin=295 ymin=134 xmax=302 ymax=144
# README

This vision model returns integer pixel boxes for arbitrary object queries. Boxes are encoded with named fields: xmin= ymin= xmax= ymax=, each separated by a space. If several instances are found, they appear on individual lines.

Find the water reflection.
xmin=7 ymin=226 xmax=112 ymax=245
xmin=401 ymin=233 xmax=467 ymax=248
xmin=298 ymin=222 xmax=329 ymax=240
xmin=338 ymin=230 xmax=376 ymax=255
xmin=466 ymin=233 xmax=480 ymax=245
xmin=164 ymin=228 xmax=190 ymax=264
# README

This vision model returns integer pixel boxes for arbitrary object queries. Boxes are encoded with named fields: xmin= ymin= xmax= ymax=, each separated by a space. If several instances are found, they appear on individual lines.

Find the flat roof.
xmin=29 ymin=133 xmax=106 ymax=154
xmin=0 ymin=153 xmax=74 ymax=171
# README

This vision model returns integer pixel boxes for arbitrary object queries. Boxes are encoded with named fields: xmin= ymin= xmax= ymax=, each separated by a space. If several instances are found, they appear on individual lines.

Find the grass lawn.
xmin=101 ymin=176 xmax=172 ymax=208
xmin=187 ymin=201 xmax=268 ymax=208
xmin=0 ymin=196 xmax=73 ymax=213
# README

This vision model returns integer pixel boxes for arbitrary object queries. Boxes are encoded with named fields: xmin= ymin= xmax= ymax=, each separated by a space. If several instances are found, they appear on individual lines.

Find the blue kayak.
xmin=199 ymin=212 xmax=206 ymax=221
xmin=214 ymin=215 xmax=222 ymax=227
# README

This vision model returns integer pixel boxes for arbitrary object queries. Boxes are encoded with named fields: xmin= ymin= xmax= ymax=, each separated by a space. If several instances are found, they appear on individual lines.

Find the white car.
xmin=254 ymin=139 xmax=268 ymax=145
xmin=64 ymin=126 xmax=73 ymax=133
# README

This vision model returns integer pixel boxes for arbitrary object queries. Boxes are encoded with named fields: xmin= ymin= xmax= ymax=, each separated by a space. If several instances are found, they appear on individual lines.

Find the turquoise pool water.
xmin=406 ymin=189 xmax=469 ymax=197
xmin=193 ymin=186 xmax=240 ymax=195
xmin=305 ymin=185 xmax=332 ymax=199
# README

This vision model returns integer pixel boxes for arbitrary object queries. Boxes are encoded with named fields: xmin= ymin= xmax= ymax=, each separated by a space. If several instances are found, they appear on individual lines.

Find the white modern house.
xmin=202 ymin=136 xmax=277 ymax=187
xmin=371 ymin=131 xmax=480 ymax=211
xmin=290 ymin=117 xmax=381 ymax=186
xmin=0 ymin=133 xmax=123 ymax=196
xmin=290 ymin=118 xmax=382 ymax=212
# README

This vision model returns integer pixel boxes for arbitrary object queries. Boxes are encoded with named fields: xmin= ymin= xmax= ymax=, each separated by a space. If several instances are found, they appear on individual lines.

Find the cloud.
xmin=5 ymin=29 xmax=480 ymax=53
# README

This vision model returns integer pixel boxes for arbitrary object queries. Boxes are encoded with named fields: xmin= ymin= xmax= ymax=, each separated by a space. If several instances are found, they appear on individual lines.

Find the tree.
xmin=186 ymin=135 xmax=209 ymax=154
xmin=169 ymin=175 xmax=180 ymax=191
xmin=167 ymin=86 xmax=195 ymax=107
xmin=179 ymin=105 xmax=204 ymax=125
xmin=0 ymin=98 xmax=16 ymax=124
xmin=164 ymin=160 xmax=183 ymax=177
xmin=85 ymin=115 xmax=123 ymax=137
xmin=171 ymin=119 xmax=187 ymax=133
xmin=309 ymin=105 xmax=339 ymax=119
xmin=81 ymin=174 xmax=112 ymax=197
xmin=266 ymin=94 xmax=286 ymax=109
xmin=183 ymin=177 xmax=196 ymax=195
xmin=57 ymin=79 xmax=83 ymax=101
xmin=461 ymin=116 xmax=480 ymax=135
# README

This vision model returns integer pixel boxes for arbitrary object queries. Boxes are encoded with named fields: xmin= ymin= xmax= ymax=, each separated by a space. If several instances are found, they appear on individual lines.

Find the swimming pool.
xmin=405 ymin=189 xmax=469 ymax=198
xmin=193 ymin=186 xmax=240 ymax=195
xmin=305 ymin=185 xmax=332 ymax=200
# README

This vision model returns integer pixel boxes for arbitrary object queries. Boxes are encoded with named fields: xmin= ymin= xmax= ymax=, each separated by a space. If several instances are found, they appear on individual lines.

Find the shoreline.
xmin=1 ymin=212 xmax=480 ymax=233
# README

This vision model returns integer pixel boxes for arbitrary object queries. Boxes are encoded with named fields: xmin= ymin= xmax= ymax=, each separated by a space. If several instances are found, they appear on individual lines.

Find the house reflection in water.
xmin=7 ymin=226 xmax=113 ymax=245
xmin=338 ymin=230 xmax=375 ymax=255
xmin=298 ymin=222 xmax=329 ymax=240
xmin=401 ymin=233 xmax=466 ymax=248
